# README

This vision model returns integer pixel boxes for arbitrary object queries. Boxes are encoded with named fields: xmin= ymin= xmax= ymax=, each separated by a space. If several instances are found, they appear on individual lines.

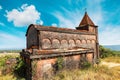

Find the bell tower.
xmin=76 ymin=12 xmax=97 ymax=33
xmin=76 ymin=12 xmax=99 ymax=59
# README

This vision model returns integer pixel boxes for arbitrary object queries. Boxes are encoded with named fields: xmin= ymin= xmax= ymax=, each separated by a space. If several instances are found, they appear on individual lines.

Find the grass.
xmin=0 ymin=53 xmax=120 ymax=80
xmin=0 ymin=53 xmax=25 ymax=80
xmin=0 ymin=53 xmax=19 ymax=57
xmin=102 ymin=56 xmax=120 ymax=63
xmin=0 ymin=53 xmax=19 ymax=69
xmin=51 ymin=65 xmax=120 ymax=80
xmin=0 ymin=74 xmax=25 ymax=80
xmin=0 ymin=74 xmax=16 ymax=80
xmin=112 ymin=66 xmax=120 ymax=75
xmin=1 ymin=65 xmax=119 ymax=80
xmin=51 ymin=56 xmax=120 ymax=80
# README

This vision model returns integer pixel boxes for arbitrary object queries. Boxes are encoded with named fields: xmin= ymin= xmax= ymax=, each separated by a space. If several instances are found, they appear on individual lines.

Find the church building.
xmin=20 ymin=12 xmax=99 ymax=80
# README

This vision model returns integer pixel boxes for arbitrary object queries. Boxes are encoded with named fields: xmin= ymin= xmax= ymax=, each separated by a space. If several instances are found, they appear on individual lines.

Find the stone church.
xmin=20 ymin=12 xmax=99 ymax=80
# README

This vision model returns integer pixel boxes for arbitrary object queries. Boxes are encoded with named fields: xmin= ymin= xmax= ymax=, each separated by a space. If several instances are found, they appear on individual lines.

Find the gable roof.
xmin=79 ymin=12 xmax=95 ymax=27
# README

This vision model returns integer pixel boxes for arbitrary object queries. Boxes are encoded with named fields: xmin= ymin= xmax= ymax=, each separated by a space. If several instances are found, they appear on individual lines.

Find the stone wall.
xmin=23 ymin=25 xmax=98 ymax=80
xmin=31 ymin=52 xmax=93 ymax=80
xmin=40 ymin=31 xmax=96 ymax=50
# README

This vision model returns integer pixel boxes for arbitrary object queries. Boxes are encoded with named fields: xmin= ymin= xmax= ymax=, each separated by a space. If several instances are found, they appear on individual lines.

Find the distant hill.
xmin=0 ymin=49 xmax=21 ymax=53
xmin=103 ymin=45 xmax=120 ymax=51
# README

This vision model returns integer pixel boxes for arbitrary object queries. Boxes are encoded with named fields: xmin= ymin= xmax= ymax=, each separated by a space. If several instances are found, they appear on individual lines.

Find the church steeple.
xmin=79 ymin=12 xmax=95 ymax=26
xmin=76 ymin=12 xmax=97 ymax=32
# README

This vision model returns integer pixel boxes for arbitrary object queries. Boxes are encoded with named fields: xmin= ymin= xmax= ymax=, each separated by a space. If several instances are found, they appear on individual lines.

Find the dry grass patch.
xmin=0 ymin=53 xmax=19 ymax=57
xmin=51 ymin=65 xmax=120 ymax=80
xmin=102 ymin=56 xmax=120 ymax=63
xmin=0 ymin=74 xmax=16 ymax=80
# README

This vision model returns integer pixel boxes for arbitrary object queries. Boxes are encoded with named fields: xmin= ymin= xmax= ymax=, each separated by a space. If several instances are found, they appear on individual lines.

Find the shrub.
xmin=0 ymin=56 xmax=11 ymax=68
xmin=99 ymin=45 xmax=120 ymax=58
xmin=79 ymin=57 xmax=91 ymax=69
xmin=14 ymin=57 xmax=26 ymax=78
xmin=57 ymin=57 xmax=64 ymax=70
xmin=53 ymin=57 xmax=64 ymax=72
xmin=95 ymin=58 xmax=101 ymax=64
xmin=0 ymin=55 xmax=16 ymax=75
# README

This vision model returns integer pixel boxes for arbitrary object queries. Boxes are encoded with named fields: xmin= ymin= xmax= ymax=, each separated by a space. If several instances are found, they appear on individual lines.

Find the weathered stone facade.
xmin=20 ymin=12 xmax=99 ymax=80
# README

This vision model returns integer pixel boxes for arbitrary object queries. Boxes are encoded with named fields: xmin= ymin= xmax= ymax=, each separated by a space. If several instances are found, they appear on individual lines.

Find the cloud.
xmin=0 ymin=5 xmax=2 ymax=10
xmin=0 ymin=22 xmax=5 ymax=26
xmin=6 ymin=4 xmax=42 ymax=27
xmin=0 ymin=33 xmax=25 ymax=49
xmin=51 ymin=23 xmax=57 ymax=27
xmin=52 ymin=0 xmax=120 ymax=45
xmin=52 ymin=0 xmax=104 ymax=29
xmin=99 ymin=25 xmax=120 ymax=45
xmin=39 ymin=20 xmax=43 ymax=25
xmin=85 ymin=0 xmax=104 ymax=26
xmin=52 ymin=8 xmax=82 ymax=29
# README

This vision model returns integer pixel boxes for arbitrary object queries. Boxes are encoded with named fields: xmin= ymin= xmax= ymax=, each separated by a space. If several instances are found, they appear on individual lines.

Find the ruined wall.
xmin=23 ymin=25 xmax=98 ymax=80
xmin=32 ymin=52 xmax=93 ymax=80
xmin=39 ymin=31 xmax=96 ymax=50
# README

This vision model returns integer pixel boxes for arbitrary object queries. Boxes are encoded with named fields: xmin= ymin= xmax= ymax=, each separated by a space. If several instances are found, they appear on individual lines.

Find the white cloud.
xmin=99 ymin=25 xmax=120 ymax=45
xmin=52 ymin=8 xmax=82 ymax=29
xmin=39 ymin=20 xmax=43 ymax=25
xmin=0 ymin=5 xmax=2 ymax=10
xmin=0 ymin=33 xmax=25 ymax=49
xmin=52 ymin=0 xmax=120 ymax=45
xmin=21 ymin=4 xmax=28 ymax=9
xmin=85 ymin=0 xmax=104 ymax=26
xmin=51 ymin=23 xmax=57 ymax=27
xmin=52 ymin=0 xmax=104 ymax=29
xmin=0 ymin=22 xmax=5 ymax=26
xmin=6 ymin=4 xmax=43 ymax=27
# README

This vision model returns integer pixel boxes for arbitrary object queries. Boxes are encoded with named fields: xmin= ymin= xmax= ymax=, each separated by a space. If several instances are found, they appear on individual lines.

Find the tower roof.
xmin=79 ymin=12 xmax=95 ymax=27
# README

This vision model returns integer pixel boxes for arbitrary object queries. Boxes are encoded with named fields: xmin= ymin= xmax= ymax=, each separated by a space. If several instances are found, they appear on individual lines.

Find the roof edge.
xmin=26 ymin=24 xmax=96 ymax=37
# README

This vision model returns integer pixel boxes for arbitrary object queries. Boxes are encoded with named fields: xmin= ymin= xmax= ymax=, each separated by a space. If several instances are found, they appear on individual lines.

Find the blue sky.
xmin=0 ymin=0 xmax=120 ymax=49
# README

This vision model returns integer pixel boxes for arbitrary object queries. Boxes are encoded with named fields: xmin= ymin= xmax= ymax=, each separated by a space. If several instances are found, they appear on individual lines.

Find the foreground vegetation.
xmin=0 ymin=53 xmax=25 ymax=80
xmin=99 ymin=45 xmax=120 ymax=58
xmin=52 ymin=65 xmax=120 ymax=80
xmin=0 ymin=46 xmax=120 ymax=80
xmin=102 ymin=56 xmax=120 ymax=63
xmin=52 ymin=45 xmax=120 ymax=80
xmin=0 ymin=63 xmax=120 ymax=80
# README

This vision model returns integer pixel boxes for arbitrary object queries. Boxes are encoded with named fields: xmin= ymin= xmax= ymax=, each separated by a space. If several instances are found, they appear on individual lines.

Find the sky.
xmin=0 ymin=0 xmax=120 ymax=49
